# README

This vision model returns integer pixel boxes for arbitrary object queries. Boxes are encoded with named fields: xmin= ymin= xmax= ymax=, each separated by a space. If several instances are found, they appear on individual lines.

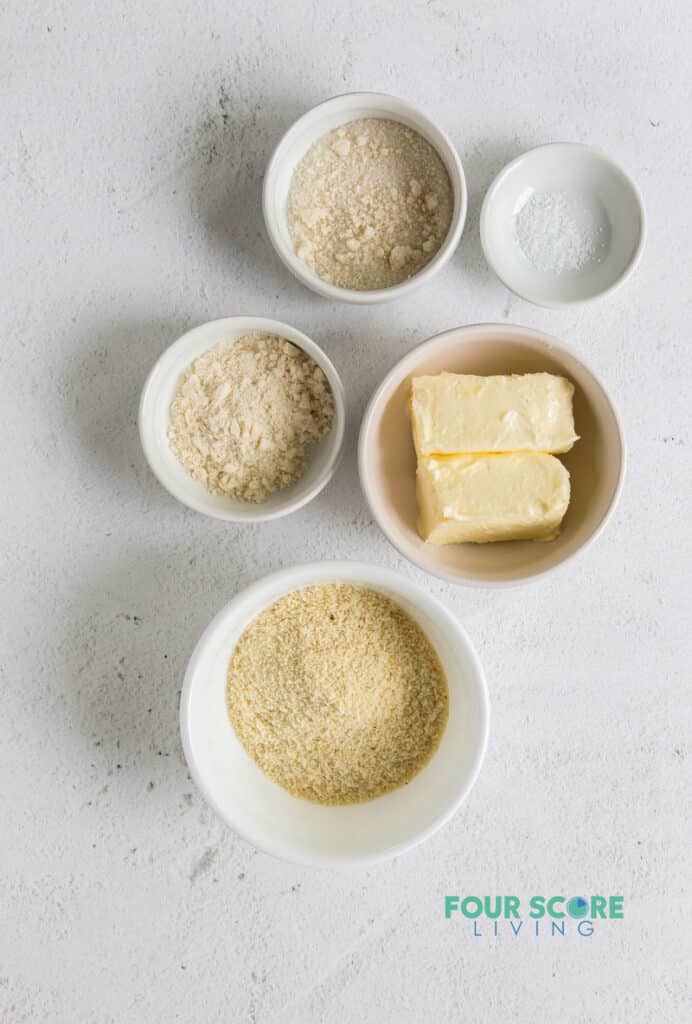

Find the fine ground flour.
xmin=288 ymin=118 xmax=453 ymax=290
xmin=226 ymin=584 xmax=449 ymax=805
xmin=169 ymin=334 xmax=334 ymax=503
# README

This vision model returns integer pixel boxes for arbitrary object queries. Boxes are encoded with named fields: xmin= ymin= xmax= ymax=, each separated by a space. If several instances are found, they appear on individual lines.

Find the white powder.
xmin=514 ymin=190 xmax=610 ymax=275
xmin=288 ymin=118 xmax=453 ymax=291
xmin=168 ymin=334 xmax=334 ymax=503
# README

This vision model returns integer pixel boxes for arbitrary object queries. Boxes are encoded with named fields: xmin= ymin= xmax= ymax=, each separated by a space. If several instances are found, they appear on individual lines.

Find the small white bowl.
xmin=480 ymin=142 xmax=646 ymax=308
xmin=138 ymin=317 xmax=345 ymax=522
xmin=262 ymin=92 xmax=467 ymax=304
xmin=180 ymin=561 xmax=489 ymax=866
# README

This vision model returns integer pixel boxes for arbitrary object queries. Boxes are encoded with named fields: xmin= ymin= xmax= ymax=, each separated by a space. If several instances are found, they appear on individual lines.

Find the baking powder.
xmin=514 ymin=190 xmax=609 ymax=274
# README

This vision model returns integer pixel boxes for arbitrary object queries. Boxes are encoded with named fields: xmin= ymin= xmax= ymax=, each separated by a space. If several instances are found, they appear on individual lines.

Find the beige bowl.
xmin=358 ymin=323 xmax=625 ymax=587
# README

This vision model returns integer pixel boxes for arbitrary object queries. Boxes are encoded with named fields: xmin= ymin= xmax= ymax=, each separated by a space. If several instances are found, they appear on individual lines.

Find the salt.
xmin=514 ymin=190 xmax=609 ymax=275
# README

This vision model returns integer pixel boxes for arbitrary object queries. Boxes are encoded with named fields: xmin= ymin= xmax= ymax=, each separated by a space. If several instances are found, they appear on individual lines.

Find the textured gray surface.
xmin=1 ymin=1 xmax=690 ymax=1021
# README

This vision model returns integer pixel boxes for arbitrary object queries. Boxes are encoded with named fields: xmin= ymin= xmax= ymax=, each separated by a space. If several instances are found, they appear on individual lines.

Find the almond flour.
xmin=226 ymin=584 xmax=449 ymax=806
xmin=168 ymin=334 xmax=334 ymax=503
xmin=288 ymin=118 xmax=454 ymax=290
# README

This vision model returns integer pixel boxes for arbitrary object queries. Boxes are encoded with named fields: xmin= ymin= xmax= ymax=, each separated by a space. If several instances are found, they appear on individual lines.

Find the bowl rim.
xmin=138 ymin=315 xmax=346 ymax=522
xmin=262 ymin=90 xmax=468 ymax=305
xmin=479 ymin=141 xmax=647 ymax=309
xmin=179 ymin=559 xmax=490 ymax=866
xmin=358 ymin=322 xmax=627 ymax=589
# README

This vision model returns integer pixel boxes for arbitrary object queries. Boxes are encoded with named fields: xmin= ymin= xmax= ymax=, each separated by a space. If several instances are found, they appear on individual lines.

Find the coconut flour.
xmin=288 ymin=118 xmax=453 ymax=290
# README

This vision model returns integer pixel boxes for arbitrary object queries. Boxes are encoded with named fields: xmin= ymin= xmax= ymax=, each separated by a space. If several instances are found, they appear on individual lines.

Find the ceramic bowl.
xmin=358 ymin=323 xmax=625 ymax=587
xmin=480 ymin=143 xmax=645 ymax=308
xmin=262 ymin=92 xmax=467 ymax=304
xmin=180 ymin=561 xmax=489 ymax=866
xmin=138 ymin=316 xmax=345 ymax=522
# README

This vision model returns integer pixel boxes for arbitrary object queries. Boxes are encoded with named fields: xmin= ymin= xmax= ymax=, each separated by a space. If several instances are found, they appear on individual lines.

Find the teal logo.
xmin=566 ymin=896 xmax=589 ymax=918
xmin=444 ymin=895 xmax=624 ymax=938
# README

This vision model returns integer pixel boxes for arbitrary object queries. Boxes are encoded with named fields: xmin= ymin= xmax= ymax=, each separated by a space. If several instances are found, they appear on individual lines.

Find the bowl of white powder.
xmin=480 ymin=142 xmax=645 ymax=308
xmin=263 ymin=93 xmax=467 ymax=303
xmin=139 ymin=317 xmax=345 ymax=521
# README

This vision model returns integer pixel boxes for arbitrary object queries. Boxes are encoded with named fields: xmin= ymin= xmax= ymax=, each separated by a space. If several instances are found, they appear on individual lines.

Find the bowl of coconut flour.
xmin=480 ymin=142 xmax=645 ymax=308
xmin=263 ymin=93 xmax=467 ymax=303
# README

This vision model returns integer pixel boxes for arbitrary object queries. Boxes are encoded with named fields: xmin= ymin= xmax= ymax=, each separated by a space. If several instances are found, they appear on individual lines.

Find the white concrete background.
xmin=1 ymin=1 xmax=690 ymax=1021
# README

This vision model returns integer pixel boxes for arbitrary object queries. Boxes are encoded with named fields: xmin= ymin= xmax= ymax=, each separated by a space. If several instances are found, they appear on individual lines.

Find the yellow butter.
xmin=409 ymin=373 xmax=578 ymax=456
xmin=416 ymin=452 xmax=571 ymax=545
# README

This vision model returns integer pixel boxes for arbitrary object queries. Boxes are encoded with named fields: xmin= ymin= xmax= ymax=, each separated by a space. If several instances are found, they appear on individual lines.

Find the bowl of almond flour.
xmin=180 ymin=561 xmax=489 ymax=866
xmin=263 ymin=93 xmax=467 ymax=303
xmin=138 ymin=317 xmax=345 ymax=521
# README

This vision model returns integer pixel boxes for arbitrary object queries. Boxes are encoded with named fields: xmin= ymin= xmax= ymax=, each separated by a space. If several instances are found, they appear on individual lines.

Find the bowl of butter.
xmin=358 ymin=323 xmax=625 ymax=586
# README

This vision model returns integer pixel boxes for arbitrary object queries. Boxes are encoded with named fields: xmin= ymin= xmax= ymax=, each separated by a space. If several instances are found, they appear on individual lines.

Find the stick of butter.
xmin=417 ymin=453 xmax=571 ymax=544
xmin=409 ymin=373 xmax=578 ymax=456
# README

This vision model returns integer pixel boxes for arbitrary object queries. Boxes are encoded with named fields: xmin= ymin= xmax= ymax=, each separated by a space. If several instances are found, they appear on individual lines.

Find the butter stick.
xmin=417 ymin=453 xmax=571 ymax=545
xmin=409 ymin=373 xmax=578 ymax=456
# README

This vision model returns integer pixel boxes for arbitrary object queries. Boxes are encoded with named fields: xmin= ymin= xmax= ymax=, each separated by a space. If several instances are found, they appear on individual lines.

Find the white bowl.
xmin=480 ymin=143 xmax=646 ymax=308
xmin=138 ymin=317 xmax=346 ymax=522
xmin=358 ymin=323 xmax=625 ymax=588
xmin=262 ymin=92 xmax=467 ymax=304
xmin=180 ymin=561 xmax=489 ymax=866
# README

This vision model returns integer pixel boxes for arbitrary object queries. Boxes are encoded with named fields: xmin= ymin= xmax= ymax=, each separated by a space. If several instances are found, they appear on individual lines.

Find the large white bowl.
xmin=262 ymin=92 xmax=467 ymax=304
xmin=480 ymin=142 xmax=645 ymax=308
xmin=358 ymin=323 xmax=625 ymax=587
xmin=180 ymin=561 xmax=489 ymax=866
xmin=138 ymin=317 xmax=345 ymax=522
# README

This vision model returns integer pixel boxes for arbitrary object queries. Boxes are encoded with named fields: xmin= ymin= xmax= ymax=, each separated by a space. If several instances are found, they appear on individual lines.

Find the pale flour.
xmin=168 ymin=334 xmax=334 ymax=503
xmin=288 ymin=118 xmax=453 ymax=290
